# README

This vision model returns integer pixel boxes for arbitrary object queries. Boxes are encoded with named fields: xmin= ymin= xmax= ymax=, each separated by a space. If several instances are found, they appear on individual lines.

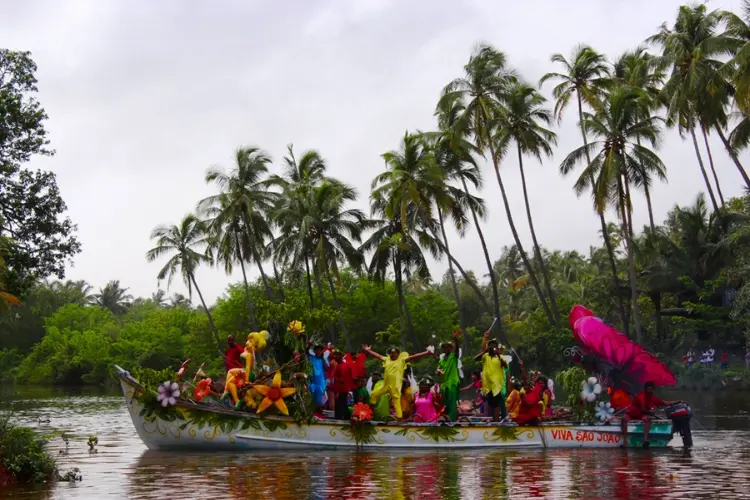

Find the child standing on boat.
xmin=363 ymin=345 xmax=432 ymax=420
xmin=435 ymin=331 xmax=461 ymax=421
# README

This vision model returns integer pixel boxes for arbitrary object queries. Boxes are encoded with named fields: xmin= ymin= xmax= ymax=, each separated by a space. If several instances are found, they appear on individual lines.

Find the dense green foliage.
xmin=4 ymin=4 xmax=750 ymax=388
xmin=0 ymin=415 xmax=56 ymax=484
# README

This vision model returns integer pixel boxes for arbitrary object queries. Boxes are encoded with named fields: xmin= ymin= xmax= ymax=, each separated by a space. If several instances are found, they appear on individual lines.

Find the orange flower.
xmin=610 ymin=389 xmax=632 ymax=410
xmin=194 ymin=378 xmax=212 ymax=402
xmin=254 ymin=372 xmax=296 ymax=416
xmin=351 ymin=402 xmax=373 ymax=422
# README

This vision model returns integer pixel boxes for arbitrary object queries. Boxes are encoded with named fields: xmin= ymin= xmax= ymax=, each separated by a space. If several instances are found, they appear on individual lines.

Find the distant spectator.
xmin=687 ymin=349 xmax=696 ymax=365
xmin=682 ymin=354 xmax=688 ymax=367
xmin=708 ymin=345 xmax=716 ymax=364
xmin=721 ymin=352 xmax=728 ymax=371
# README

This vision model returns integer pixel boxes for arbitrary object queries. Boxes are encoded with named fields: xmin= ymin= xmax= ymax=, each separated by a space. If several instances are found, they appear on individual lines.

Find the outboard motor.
xmin=665 ymin=402 xmax=693 ymax=447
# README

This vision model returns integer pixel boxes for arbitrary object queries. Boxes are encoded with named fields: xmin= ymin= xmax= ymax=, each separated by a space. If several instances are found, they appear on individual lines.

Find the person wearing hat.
xmin=434 ymin=330 xmax=461 ymax=421
xmin=413 ymin=377 xmax=440 ymax=422
xmin=362 ymin=345 xmax=432 ymax=420
xmin=474 ymin=332 xmax=508 ymax=422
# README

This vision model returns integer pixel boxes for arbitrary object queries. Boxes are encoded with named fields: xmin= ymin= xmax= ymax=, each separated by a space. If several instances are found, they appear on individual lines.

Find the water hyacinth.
xmin=156 ymin=381 xmax=180 ymax=407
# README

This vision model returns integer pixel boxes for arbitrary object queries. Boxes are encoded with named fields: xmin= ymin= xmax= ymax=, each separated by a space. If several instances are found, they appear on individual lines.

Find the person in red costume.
xmin=620 ymin=381 xmax=675 ymax=448
xmin=513 ymin=381 xmax=543 ymax=425
xmin=345 ymin=350 xmax=367 ymax=381
xmin=224 ymin=335 xmax=245 ymax=371
xmin=330 ymin=351 xmax=354 ymax=420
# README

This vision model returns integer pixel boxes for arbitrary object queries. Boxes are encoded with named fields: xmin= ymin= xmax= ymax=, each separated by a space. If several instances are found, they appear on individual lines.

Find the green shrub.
xmin=0 ymin=416 xmax=56 ymax=484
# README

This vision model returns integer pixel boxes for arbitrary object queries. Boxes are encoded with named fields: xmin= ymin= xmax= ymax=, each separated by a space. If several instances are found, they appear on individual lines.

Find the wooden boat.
xmin=116 ymin=366 xmax=677 ymax=450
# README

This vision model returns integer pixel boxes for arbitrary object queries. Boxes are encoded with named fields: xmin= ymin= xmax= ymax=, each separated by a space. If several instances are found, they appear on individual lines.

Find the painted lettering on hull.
xmin=549 ymin=429 xmax=621 ymax=445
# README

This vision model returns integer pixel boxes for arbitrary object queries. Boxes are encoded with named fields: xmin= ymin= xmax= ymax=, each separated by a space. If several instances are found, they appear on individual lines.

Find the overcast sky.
xmin=3 ymin=0 xmax=747 ymax=305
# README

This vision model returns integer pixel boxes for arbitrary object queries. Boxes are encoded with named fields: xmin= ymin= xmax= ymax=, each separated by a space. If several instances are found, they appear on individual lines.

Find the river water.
xmin=1 ymin=386 xmax=749 ymax=499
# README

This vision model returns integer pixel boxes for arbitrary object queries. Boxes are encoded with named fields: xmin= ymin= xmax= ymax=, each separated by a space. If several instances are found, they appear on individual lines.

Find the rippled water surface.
xmin=2 ymin=387 xmax=749 ymax=499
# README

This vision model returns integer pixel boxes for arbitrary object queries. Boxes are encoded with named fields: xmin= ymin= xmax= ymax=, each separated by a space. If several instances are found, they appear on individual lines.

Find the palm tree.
xmin=560 ymin=86 xmax=667 ymax=343
xmin=495 ymin=81 xmax=561 ymax=326
xmin=151 ymin=289 xmax=168 ymax=307
xmin=200 ymin=147 xmax=277 ymax=303
xmin=50 ymin=279 xmax=94 ymax=305
xmin=611 ymin=47 xmax=667 ymax=231
xmin=146 ymin=214 xmax=220 ymax=349
xmin=441 ymin=43 xmax=535 ymax=330
xmin=540 ymin=44 xmax=629 ymax=333
xmin=94 ymin=280 xmax=132 ymax=315
xmin=648 ymin=4 xmax=737 ymax=214
xmin=432 ymin=93 xmax=494 ymax=338
xmin=372 ymin=132 xmax=492 ymax=317
xmin=170 ymin=293 xmax=191 ymax=308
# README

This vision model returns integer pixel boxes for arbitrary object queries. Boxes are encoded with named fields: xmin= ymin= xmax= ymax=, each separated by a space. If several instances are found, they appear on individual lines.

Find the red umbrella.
xmin=569 ymin=305 xmax=676 ymax=392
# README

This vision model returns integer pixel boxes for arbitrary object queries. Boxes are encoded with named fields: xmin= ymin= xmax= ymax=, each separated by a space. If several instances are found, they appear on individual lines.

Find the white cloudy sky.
xmin=3 ymin=0 xmax=747 ymax=305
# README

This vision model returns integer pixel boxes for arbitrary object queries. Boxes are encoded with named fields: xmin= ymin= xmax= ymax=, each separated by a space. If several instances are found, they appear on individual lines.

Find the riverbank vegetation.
xmin=3 ymin=4 xmax=750 ymax=387
xmin=0 ymin=414 xmax=56 ymax=486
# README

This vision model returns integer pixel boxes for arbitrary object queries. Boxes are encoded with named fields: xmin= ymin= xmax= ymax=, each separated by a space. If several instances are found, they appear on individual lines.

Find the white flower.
xmin=580 ymin=377 xmax=602 ymax=403
xmin=156 ymin=381 xmax=180 ymax=407
xmin=595 ymin=401 xmax=615 ymax=422
xmin=426 ymin=345 xmax=435 ymax=353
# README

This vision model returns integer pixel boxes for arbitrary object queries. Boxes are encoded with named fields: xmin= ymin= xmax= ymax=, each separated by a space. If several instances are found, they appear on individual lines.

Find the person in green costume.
xmin=435 ymin=330 xmax=461 ymax=421
xmin=369 ymin=372 xmax=391 ymax=420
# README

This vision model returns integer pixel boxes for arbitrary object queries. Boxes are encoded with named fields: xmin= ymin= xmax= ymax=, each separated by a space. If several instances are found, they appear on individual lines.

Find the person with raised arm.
xmin=475 ymin=333 xmax=508 ymax=422
xmin=434 ymin=330 xmax=461 ymax=421
xmin=362 ymin=345 xmax=433 ymax=420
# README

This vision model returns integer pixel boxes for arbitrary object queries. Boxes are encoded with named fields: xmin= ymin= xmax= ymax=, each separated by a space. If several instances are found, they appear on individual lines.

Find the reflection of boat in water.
xmin=117 ymin=366 xmax=677 ymax=450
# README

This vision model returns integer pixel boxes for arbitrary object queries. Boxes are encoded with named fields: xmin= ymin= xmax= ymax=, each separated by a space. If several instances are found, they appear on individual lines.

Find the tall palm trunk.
xmin=304 ymin=253 xmax=315 ymax=308
xmin=190 ymin=274 xmax=221 ymax=352
xmin=650 ymin=292 xmax=663 ymax=345
xmin=489 ymin=143 xmax=555 ymax=326
xmin=251 ymin=246 xmax=274 ymax=301
xmin=688 ymin=116 xmax=720 ymax=213
xmin=716 ymin=127 xmax=750 ymax=189
xmin=517 ymin=144 xmax=560 ymax=327
xmin=437 ymin=205 xmax=467 ymax=350
xmin=637 ymin=136 xmax=656 ymax=232
xmin=578 ymin=93 xmax=629 ymax=333
xmin=272 ymin=261 xmax=286 ymax=301
xmin=323 ymin=261 xmax=350 ymax=351
xmin=702 ymin=127 xmax=725 ymax=206
xmin=238 ymin=247 xmax=258 ymax=330
xmin=460 ymin=177 xmax=504 ymax=337
xmin=313 ymin=257 xmax=335 ymax=343
xmin=618 ymin=175 xmax=642 ymax=343
xmin=393 ymin=251 xmax=417 ymax=349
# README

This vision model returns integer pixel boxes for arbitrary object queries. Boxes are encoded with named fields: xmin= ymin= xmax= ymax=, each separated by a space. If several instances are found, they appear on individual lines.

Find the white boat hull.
xmin=117 ymin=366 xmax=675 ymax=451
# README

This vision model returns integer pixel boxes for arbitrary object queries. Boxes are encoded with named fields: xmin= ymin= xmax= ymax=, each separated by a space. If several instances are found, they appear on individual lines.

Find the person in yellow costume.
xmin=362 ymin=345 xmax=432 ymax=420
xmin=474 ymin=337 xmax=508 ymax=422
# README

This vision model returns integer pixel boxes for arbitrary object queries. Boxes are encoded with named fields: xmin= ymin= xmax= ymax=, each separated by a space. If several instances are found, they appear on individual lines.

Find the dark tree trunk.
xmin=702 ymin=126 xmax=725 ymax=206
xmin=651 ymin=292 xmax=663 ymax=345
xmin=578 ymin=92 xmax=629 ymax=333
xmin=460 ymin=177 xmax=504 ymax=339
xmin=637 ymin=136 xmax=656 ymax=233
xmin=716 ymin=127 xmax=750 ymax=190
xmin=437 ymin=205 xmax=467 ymax=345
xmin=393 ymin=251 xmax=417 ymax=349
xmin=238 ymin=247 xmax=258 ymax=331
xmin=324 ymin=262 xmax=350 ymax=351
xmin=489 ymin=143 xmax=555 ymax=327
xmin=304 ymin=253 xmax=315 ymax=308
xmin=272 ymin=261 xmax=286 ymax=301
xmin=190 ymin=274 xmax=221 ymax=353
xmin=517 ymin=144 xmax=560 ymax=327
xmin=619 ymin=175 xmax=642 ymax=343
xmin=689 ymin=117 xmax=720 ymax=213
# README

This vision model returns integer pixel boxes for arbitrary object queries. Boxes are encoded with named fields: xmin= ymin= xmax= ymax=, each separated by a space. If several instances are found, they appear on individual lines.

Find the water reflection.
xmin=1 ymin=387 xmax=749 ymax=499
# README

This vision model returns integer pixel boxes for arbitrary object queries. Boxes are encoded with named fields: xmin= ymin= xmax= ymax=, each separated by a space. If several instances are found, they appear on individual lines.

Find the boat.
xmin=116 ymin=366 xmax=679 ymax=450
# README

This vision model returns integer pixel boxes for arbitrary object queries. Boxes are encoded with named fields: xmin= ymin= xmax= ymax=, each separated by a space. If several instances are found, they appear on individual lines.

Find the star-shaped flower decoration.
xmin=254 ymin=372 xmax=296 ymax=416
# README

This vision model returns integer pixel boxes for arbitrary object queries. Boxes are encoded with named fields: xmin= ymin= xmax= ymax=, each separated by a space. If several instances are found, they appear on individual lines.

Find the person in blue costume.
xmin=308 ymin=342 xmax=330 ymax=416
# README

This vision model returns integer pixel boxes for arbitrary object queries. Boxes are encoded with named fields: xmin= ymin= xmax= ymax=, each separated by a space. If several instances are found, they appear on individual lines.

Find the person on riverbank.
xmin=475 ymin=336 xmax=508 ymax=422
xmin=435 ymin=331 xmax=461 ymax=421
xmin=413 ymin=378 xmax=440 ymax=422
xmin=363 ymin=345 xmax=433 ymax=420
xmin=620 ymin=381 xmax=674 ymax=448
xmin=308 ymin=343 xmax=330 ymax=416
xmin=721 ymin=352 xmax=729 ymax=370
xmin=224 ymin=335 xmax=245 ymax=371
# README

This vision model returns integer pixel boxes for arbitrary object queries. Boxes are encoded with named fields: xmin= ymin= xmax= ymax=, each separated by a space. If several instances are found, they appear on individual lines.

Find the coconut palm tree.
xmin=540 ymin=44 xmax=629 ymax=333
xmin=50 ymin=279 xmax=94 ymax=306
xmin=440 ymin=43 xmax=541 ymax=329
xmin=560 ymin=86 xmax=667 ymax=343
xmin=648 ymin=3 xmax=737 ymax=214
xmin=94 ymin=280 xmax=132 ymax=315
xmin=146 ymin=214 xmax=220 ymax=349
xmin=151 ymin=289 xmax=168 ymax=307
xmin=200 ymin=147 xmax=277 ymax=301
xmin=170 ymin=293 xmax=191 ymax=309
xmin=443 ymin=44 xmax=556 ymax=327
xmin=611 ymin=47 xmax=667 ymax=231
xmin=494 ymin=81 xmax=561 ymax=326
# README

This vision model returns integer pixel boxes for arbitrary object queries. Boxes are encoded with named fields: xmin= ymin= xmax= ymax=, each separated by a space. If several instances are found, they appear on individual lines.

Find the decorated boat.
xmin=116 ymin=365 xmax=678 ymax=450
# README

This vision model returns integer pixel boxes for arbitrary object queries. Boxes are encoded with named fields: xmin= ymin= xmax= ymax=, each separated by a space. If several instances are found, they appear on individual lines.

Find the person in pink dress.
xmin=413 ymin=379 xmax=441 ymax=423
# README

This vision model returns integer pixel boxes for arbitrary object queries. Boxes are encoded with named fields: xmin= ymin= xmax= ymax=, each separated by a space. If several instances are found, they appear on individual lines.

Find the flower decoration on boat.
xmin=176 ymin=359 xmax=190 ymax=379
xmin=254 ymin=371 xmax=296 ymax=416
xmin=156 ymin=381 xmax=180 ymax=407
xmin=609 ymin=388 xmax=632 ymax=410
xmin=580 ymin=377 xmax=602 ymax=403
xmin=595 ymin=401 xmax=615 ymax=422
xmin=351 ymin=403 xmax=373 ymax=422
xmin=244 ymin=387 xmax=259 ymax=409
xmin=193 ymin=378 xmax=212 ymax=402
xmin=288 ymin=320 xmax=305 ymax=336
xmin=426 ymin=345 xmax=435 ymax=354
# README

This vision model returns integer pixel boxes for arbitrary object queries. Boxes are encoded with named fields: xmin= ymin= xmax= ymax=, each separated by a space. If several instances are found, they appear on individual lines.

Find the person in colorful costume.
xmin=435 ymin=331 xmax=461 ymax=421
xmin=345 ymin=350 xmax=367 ymax=381
xmin=505 ymin=381 xmax=522 ymax=420
xmin=474 ymin=335 xmax=508 ymax=421
xmin=620 ymin=381 xmax=674 ymax=448
xmin=413 ymin=378 xmax=440 ymax=422
xmin=362 ymin=345 xmax=432 ymax=420
xmin=330 ymin=351 xmax=354 ymax=420
xmin=224 ymin=335 xmax=245 ymax=371
xmin=369 ymin=372 xmax=391 ymax=420
xmin=307 ymin=343 xmax=330 ymax=415
xmin=514 ymin=381 xmax=543 ymax=425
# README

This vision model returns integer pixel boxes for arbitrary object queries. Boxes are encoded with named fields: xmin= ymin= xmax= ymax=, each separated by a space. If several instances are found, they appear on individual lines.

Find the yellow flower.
xmin=254 ymin=372 xmax=296 ymax=416
xmin=288 ymin=320 xmax=305 ymax=335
